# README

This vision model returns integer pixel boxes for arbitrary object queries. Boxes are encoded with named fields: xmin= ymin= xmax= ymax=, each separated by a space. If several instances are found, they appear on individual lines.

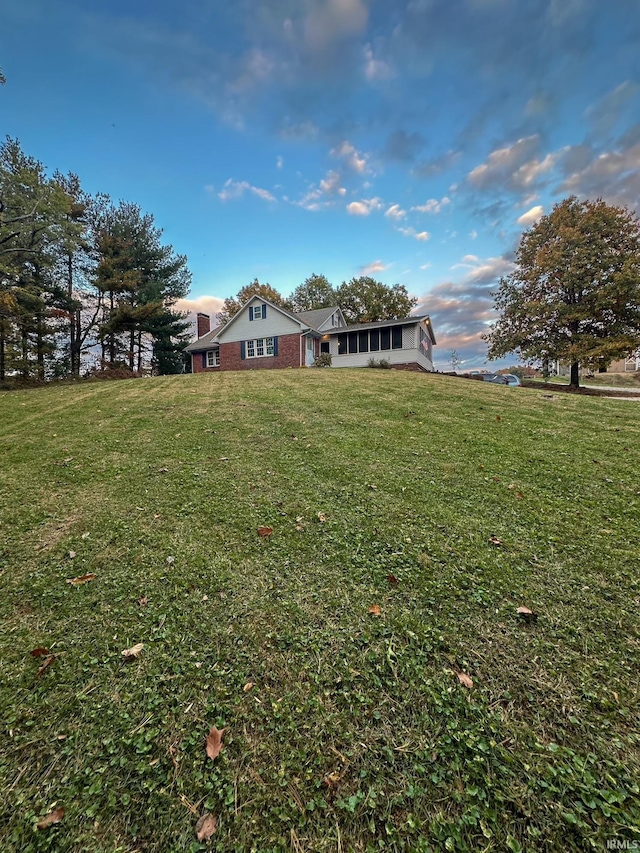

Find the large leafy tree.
xmin=484 ymin=197 xmax=640 ymax=387
xmin=290 ymin=273 xmax=337 ymax=312
xmin=336 ymin=277 xmax=417 ymax=323
xmin=217 ymin=279 xmax=292 ymax=326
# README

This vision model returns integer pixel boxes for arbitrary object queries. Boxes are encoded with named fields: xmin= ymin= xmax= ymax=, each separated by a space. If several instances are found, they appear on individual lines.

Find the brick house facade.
xmin=185 ymin=297 xmax=435 ymax=373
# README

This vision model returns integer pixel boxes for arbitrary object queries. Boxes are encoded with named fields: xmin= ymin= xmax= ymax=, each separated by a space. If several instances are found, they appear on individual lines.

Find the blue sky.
xmin=2 ymin=0 xmax=639 ymax=369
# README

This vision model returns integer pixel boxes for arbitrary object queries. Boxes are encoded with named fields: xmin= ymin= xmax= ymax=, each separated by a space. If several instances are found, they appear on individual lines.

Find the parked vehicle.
xmin=481 ymin=373 xmax=521 ymax=386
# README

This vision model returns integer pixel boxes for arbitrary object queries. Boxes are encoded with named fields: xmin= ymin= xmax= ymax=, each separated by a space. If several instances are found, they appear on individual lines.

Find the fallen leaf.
xmin=257 ymin=526 xmax=273 ymax=538
xmin=368 ymin=484 xmax=378 ymax=490
xmin=496 ymin=415 xmax=501 ymax=421
xmin=243 ymin=681 xmax=254 ymax=692
xmin=195 ymin=813 xmax=217 ymax=842
xmin=386 ymin=574 xmax=399 ymax=586
xmin=456 ymin=671 xmax=473 ymax=689
xmin=121 ymin=643 xmax=144 ymax=660
xmin=37 ymin=807 xmax=64 ymax=829
xmin=295 ymin=524 xmax=303 ymax=531
xmin=323 ymin=770 xmax=343 ymax=788
xmin=492 ymin=476 xmax=500 ymax=483
xmin=68 ymin=551 xmax=76 ymax=559
xmin=81 ymin=532 xmax=90 ymax=539
xmin=489 ymin=535 xmax=504 ymax=546
xmin=296 ymin=515 xmax=304 ymax=523
xmin=516 ymin=491 xmax=524 ymax=500
xmin=36 ymin=655 xmax=56 ymax=677
xmin=195 ymin=662 xmax=203 ymax=669
xmin=157 ymin=467 xmax=169 ymax=473
xmin=65 ymin=573 xmax=96 ymax=585
xmin=317 ymin=512 xmax=326 ymax=523
xmin=368 ymin=604 xmax=381 ymax=616
xmin=166 ymin=556 xmax=175 ymax=564
xmin=517 ymin=606 xmax=538 ymax=623
xmin=153 ymin=513 xmax=162 ymax=519
xmin=205 ymin=726 xmax=226 ymax=760
xmin=138 ymin=596 xmax=148 ymax=606
xmin=30 ymin=647 xmax=50 ymax=657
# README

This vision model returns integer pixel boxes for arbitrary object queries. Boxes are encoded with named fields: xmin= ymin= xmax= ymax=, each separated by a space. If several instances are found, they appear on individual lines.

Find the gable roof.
xmin=339 ymin=313 xmax=434 ymax=334
xmin=184 ymin=325 xmax=222 ymax=353
xmin=215 ymin=295 xmax=311 ymax=339
xmin=293 ymin=306 xmax=339 ymax=329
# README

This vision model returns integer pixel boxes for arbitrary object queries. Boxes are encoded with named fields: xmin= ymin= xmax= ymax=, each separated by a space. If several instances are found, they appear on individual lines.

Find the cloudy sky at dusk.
xmin=2 ymin=0 xmax=639 ymax=369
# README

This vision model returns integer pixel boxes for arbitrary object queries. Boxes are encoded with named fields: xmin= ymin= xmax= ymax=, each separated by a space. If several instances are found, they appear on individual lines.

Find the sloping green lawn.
xmin=0 ymin=370 xmax=638 ymax=852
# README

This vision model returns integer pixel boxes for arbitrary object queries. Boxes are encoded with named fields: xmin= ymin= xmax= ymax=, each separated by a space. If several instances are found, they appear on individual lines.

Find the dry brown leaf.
xmin=138 ymin=596 xmax=148 ymax=606
xmin=323 ymin=770 xmax=343 ymax=789
xmin=157 ymin=466 xmax=169 ymax=473
xmin=257 ymin=526 xmax=273 ymax=538
xmin=36 ymin=655 xmax=56 ymax=677
xmin=205 ymin=726 xmax=225 ymax=760
xmin=456 ymin=671 xmax=473 ymax=689
xmin=195 ymin=813 xmax=217 ymax=841
xmin=66 ymin=572 xmax=96 ymax=586
xmin=166 ymin=556 xmax=175 ymax=564
xmin=491 ymin=476 xmax=500 ymax=483
xmin=368 ymin=604 xmax=381 ymax=617
xmin=295 ymin=524 xmax=303 ymax=531
xmin=496 ymin=415 xmax=501 ymax=421
xmin=317 ymin=512 xmax=326 ymax=523
xmin=81 ymin=532 xmax=90 ymax=539
xmin=296 ymin=515 xmax=304 ymax=523
xmin=386 ymin=574 xmax=399 ymax=586
xmin=121 ymin=642 xmax=144 ymax=660
xmin=489 ymin=535 xmax=504 ymax=546
xmin=517 ymin=606 xmax=538 ymax=623
xmin=243 ymin=681 xmax=254 ymax=692
xmin=516 ymin=491 xmax=524 ymax=500
xmin=37 ymin=807 xmax=64 ymax=829
xmin=68 ymin=550 xmax=76 ymax=559
xmin=30 ymin=647 xmax=50 ymax=658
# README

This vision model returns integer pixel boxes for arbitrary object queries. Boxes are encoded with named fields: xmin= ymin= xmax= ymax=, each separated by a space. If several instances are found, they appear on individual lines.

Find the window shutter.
xmin=249 ymin=307 xmax=254 ymax=321
xmin=263 ymin=305 xmax=267 ymax=318
xmin=241 ymin=341 xmax=246 ymax=359
xmin=273 ymin=336 xmax=278 ymax=356
xmin=202 ymin=353 xmax=206 ymax=368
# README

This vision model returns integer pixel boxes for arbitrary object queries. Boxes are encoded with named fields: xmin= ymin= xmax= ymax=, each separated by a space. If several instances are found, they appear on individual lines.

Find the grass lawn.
xmin=529 ymin=373 xmax=640 ymax=389
xmin=1 ymin=369 xmax=639 ymax=852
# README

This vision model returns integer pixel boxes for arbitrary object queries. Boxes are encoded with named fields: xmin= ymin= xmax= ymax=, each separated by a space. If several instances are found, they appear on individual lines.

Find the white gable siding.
xmin=218 ymin=298 xmax=301 ymax=343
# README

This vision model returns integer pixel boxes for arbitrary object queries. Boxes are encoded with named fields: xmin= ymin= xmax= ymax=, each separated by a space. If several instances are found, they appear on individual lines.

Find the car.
xmin=480 ymin=373 xmax=521 ymax=386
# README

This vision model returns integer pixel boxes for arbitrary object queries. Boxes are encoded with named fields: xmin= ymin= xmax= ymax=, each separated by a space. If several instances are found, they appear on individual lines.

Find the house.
xmin=185 ymin=295 xmax=436 ymax=373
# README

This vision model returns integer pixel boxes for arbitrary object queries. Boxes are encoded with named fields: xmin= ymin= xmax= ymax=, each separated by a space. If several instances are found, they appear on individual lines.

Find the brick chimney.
xmin=197 ymin=312 xmax=210 ymax=339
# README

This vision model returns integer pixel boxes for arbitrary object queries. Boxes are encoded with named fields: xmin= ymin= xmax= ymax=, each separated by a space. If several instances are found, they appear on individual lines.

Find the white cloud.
xmin=218 ymin=179 xmax=276 ymax=203
xmin=397 ymin=226 xmax=430 ymax=240
xmin=385 ymin=203 xmax=406 ymax=220
xmin=468 ymin=135 xmax=542 ymax=190
xmin=469 ymin=230 xmax=478 ymax=239
xmin=363 ymin=43 xmax=393 ymax=81
xmin=359 ymin=259 xmax=389 ymax=274
xmin=346 ymin=197 xmax=383 ymax=215
xmin=517 ymin=205 xmax=544 ymax=226
xmin=412 ymin=196 xmax=450 ymax=214
xmin=331 ymin=140 xmax=369 ymax=173
xmin=297 ymin=170 xmax=347 ymax=210
xmin=176 ymin=295 xmax=226 ymax=336
xmin=276 ymin=156 xmax=283 ymax=169
xmin=419 ymin=263 xmax=432 ymax=270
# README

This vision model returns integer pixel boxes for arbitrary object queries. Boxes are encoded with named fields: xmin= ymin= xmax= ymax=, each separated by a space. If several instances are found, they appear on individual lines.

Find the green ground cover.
xmin=0 ymin=370 xmax=638 ymax=852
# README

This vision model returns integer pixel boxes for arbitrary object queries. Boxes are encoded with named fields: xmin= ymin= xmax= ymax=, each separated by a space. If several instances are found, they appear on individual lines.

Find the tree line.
xmin=216 ymin=274 xmax=417 ymax=327
xmin=0 ymin=137 xmax=191 ymax=382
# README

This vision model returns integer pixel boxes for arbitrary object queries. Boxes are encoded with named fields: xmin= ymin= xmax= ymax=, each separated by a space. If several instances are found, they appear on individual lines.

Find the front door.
xmin=305 ymin=337 xmax=315 ymax=366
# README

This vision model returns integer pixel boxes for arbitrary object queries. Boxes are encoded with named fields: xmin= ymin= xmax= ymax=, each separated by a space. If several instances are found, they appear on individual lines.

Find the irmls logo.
xmin=606 ymin=841 xmax=639 ymax=850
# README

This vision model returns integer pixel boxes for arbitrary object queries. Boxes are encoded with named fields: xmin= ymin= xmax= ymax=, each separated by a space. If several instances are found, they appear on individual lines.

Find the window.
xmin=206 ymin=349 xmax=219 ymax=367
xmin=348 ymin=332 xmax=358 ymax=354
xmin=251 ymin=303 xmax=265 ymax=320
xmin=245 ymin=337 xmax=275 ymax=358
xmin=380 ymin=328 xmax=390 ymax=350
xmin=358 ymin=331 xmax=369 ymax=353
xmin=392 ymin=326 xmax=403 ymax=349
xmin=370 ymin=330 xmax=379 ymax=351
xmin=320 ymin=341 xmax=330 ymax=354
xmin=338 ymin=334 xmax=347 ymax=355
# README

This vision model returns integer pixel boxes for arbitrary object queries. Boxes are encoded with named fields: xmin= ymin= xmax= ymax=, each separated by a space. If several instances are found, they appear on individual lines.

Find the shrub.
xmin=314 ymin=352 xmax=332 ymax=368
xmin=367 ymin=358 xmax=391 ymax=369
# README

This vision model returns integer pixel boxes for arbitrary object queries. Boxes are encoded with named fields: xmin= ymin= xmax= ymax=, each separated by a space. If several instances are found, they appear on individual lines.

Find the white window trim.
xmin=206 ymin=349 xmax=219 ymax=367
xmin=253 ymin=303 xmax=265 ymax=320
xmin=246 ymin=337 xmax=274 ymax=358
